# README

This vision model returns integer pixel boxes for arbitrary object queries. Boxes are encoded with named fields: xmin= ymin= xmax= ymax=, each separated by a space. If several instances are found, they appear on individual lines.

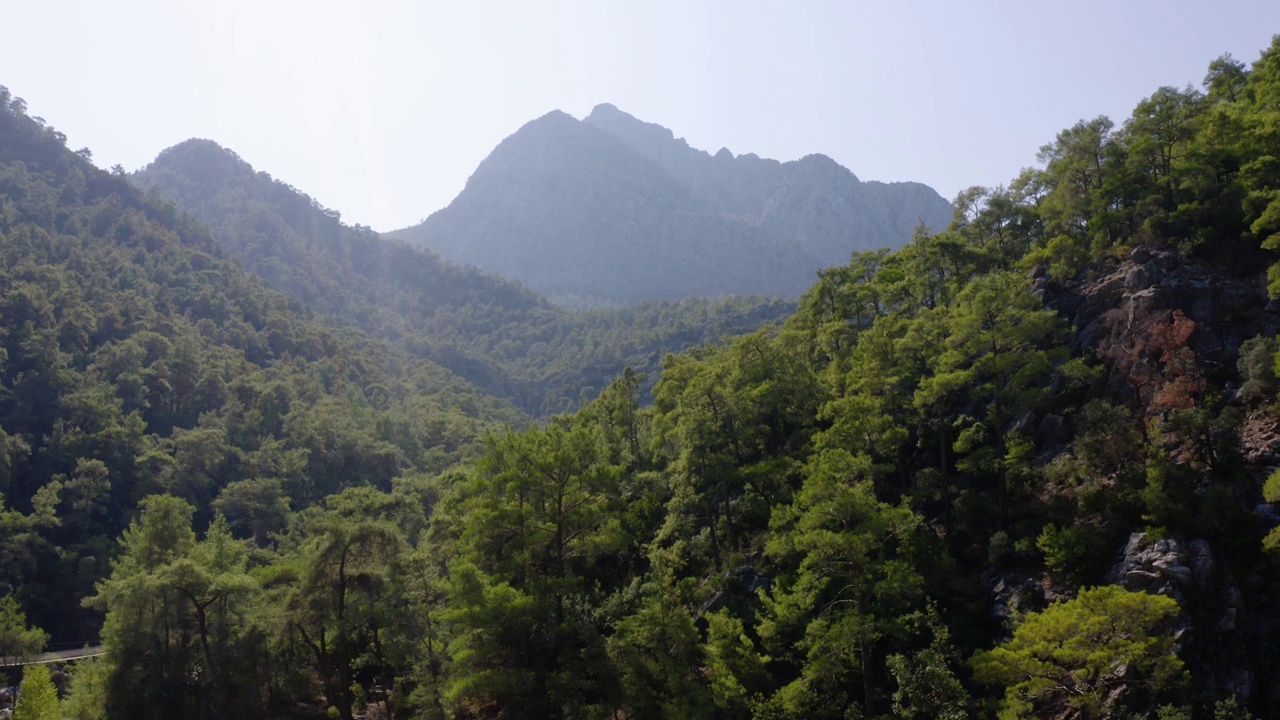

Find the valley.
xmin=2 ymin=35 xmax=1280 ymax=720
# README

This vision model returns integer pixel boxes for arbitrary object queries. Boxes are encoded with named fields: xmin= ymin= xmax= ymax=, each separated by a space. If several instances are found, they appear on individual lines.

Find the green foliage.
xmin=7 ymin=36 xmax=1280 ymax=719
xmin=758 ymin=460 xmax=926 ymax=718
xmin=87 ymin=495 xmax=268 ymax=718
xmin=1036 ymin=522 xmax=1112 ymax=585
xmin=1265 ymin=468 xmax=1280 ymax=504
xmin=987 ymin=530 xmax=1015 ymax=569
xmin=651 ymin=329 xmax=821 ymax=568
xmin=1214 ymin=696 xmax=1258 ymax=720
xmin=886 ymin=645 xmax=969 ymax=720
xmin=1236 ymin=335 xmax=1278 ymax=403
xmin=1074 ymin=400 xmax=1144 ymax=480
xmin=703 ymin=608 xmax=767 ymax=714
xmin=435 ymin=412 xmax=635 ymax=718
xmin=607 ymin=591 xmax=711 ymax=718
xmin=971 ymin=586 xmax=1184 ymax=718
xmin=133 ymin=140 xmax=794 ymax=417
xmin=61 ymin=658 xmax=110 ymax=720
xmin=1159 ymin=697 xmax=1258 ymax=720
xmin=13 ymin=663 xmax=60 ymax=720
xmin=1020 ymin=234 xmax=1089 ymax=282
xmin=0 ymin=593 xmax=47 ymax=656
xmin=1262 ymin=471 xmax=1280 ymax=555
xmin=278 ymin=490 xmax=407 ymax=720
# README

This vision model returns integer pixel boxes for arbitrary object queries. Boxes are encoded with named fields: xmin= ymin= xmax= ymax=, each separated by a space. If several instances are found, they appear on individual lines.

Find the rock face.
xmin=1108 ymin=532 xmax=1253 ymax=703
xmin=1050 ymin=246 xmax=1276 ymax=371
xmin=1039 ymin=248 xmax=1280 ymax=710
xmin=1107 ymin=533 xmax=1200 ymax=603
xmin=389 ymin=104 xmax=953 ymax=305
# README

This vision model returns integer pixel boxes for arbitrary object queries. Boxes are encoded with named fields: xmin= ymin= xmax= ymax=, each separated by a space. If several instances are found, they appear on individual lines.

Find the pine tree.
xmin=13 ymin=663 xmax=60 ymax=720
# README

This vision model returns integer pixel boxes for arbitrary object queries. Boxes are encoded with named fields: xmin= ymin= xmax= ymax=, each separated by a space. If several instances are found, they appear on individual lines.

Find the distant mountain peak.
xmin=153 ymin=138 xmax=240 ymax=163
xmin=583 ymin=102 xmax=683 ymax=149
xmin=500 ymin=110 xmax=582 ymax=143
xmin=532 ymin=108 xmax=578 ymax=125
xmin=392 ymin=106 xmax=952 ymax=304
xmin=584 ymin=102 xmax=634 ymax=124
xmin=587 ymin=102 xmax=621 ymax=116
xmin=147 ymin=138 xmax=253 ymax=186
xmin=793 ymin=153 xmax=859 ymax=183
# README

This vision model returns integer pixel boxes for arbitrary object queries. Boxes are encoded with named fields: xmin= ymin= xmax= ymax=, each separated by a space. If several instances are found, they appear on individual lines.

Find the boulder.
xmin=1107 ymin=532 xmax=1192 ymax=600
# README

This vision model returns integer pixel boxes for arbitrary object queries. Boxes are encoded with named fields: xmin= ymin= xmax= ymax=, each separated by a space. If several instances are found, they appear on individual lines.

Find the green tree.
xmin=606 ymin=588 xmax=712 ymax=718
xmin=61 ymin=658 xmax=110 ymax=720
xmin=797 ymin=248 xmax=889 ymax=366
xmin=1262 ymin=468 xmax=1280 ymax=555
xmin=703 ymin=608 xmax=767 ymax=716
xmin=878 ymin=226 xmax=987 ymax=312
xmin=651 ymin=331 xmax=820 ymax=570
xmin=440 ymin=420 xmax=624 ymax=718
xmin=971 ymin=585 xmax=1184 ymax=719
xmin=1204 ymin=54 xmax=1248 ymax=103
xmin=0 ymin=593 xmax=47 ymax=656
xmin=86 ymin=494 xmax=201 ymax=720
xmin=280 ymin=490 xmax=405 ymax=720
xmin=758 ymin=454 xmax=926 ymax=718
xmin=87 ymin=495 xmax=266 ymax=719
xmin=580 ymin=367 xmax=647 ymax=467
xmin=13 ymin=663 xmax=60 ymax=720
xmin=441 ymin=560 xmax=550 ymax=718
xmin=886 ymin=623 xmax=970 ymax=720
xmin=212 ymin=477 xmax=291 ymax=545
xmin=1124 ymin=85 xmax=1207 ymax=215
xmin=912 ymin=270 xmax=1066 ymax=516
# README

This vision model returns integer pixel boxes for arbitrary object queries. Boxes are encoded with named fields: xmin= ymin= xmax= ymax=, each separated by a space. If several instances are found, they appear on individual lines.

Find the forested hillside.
xmin=133 ymin=141 xmax=793 ymax=415
xmin=0 ymin=84 xmax=526 ymax=646
xmin=389 ymin=105 xmax=952 ymax=305
xmin=6 ymin=36 xmax=1280 ymax=720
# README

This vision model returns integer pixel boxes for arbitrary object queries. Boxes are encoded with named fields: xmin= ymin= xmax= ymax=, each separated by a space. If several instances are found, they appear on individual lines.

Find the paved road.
xmin=0 ymin=646 xmax=105 ymax=667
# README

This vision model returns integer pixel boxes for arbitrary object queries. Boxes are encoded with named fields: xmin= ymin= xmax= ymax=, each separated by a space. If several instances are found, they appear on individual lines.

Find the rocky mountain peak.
xmin=391 ymin=105 xmax=953 ymax=304
xmin=584 ymin=102 xmax=678 ymax=144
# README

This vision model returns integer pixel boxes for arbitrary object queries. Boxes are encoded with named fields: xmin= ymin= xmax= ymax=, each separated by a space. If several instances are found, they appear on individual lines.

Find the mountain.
xmin=10 ymin=37 xmax=1280 ymax=719
xmin=0 ymin=86 xmax=527 ymax=641
xmin=133 ymin=139 xmax=794 ymax=415
xmin=389 ymin=103 xmax=953 ymax=305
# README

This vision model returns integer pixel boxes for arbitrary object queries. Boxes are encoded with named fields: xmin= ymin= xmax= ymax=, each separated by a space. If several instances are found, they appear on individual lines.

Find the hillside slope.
xmin=133 ymin=139 xmax=794 ymax=415
xmin=0 ymin=85 xmax=525 ymax=640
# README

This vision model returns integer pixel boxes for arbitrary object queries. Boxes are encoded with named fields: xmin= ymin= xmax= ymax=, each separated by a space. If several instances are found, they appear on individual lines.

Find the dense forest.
xmin=4 ymin=36 xmax=1280 ymax=720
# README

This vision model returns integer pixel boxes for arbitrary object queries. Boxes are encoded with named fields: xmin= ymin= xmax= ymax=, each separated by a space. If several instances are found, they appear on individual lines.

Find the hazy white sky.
xmin=4 ymin=1 xmax=1278 ymax=231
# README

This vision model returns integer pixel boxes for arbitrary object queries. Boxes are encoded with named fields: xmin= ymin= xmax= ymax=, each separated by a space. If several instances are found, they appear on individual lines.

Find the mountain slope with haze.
xmin=389 ymin=104 xmax=953 ymax=305
xmin=133 ymin=139 xmax=794 ymax=415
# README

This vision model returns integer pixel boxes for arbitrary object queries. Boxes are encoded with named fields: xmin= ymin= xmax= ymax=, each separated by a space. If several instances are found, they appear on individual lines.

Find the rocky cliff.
xmin=994 ymin=245 xmax=1280 ymax=711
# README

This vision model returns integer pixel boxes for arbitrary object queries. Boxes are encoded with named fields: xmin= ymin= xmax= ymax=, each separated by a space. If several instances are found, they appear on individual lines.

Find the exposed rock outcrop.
xmin=1108 ymin=532 xmax=1253 ymax=703
xmin=1050 ymin=247 xmax=1275 ymax=371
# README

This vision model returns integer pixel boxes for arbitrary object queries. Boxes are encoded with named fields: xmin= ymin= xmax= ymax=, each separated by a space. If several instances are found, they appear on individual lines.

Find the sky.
xmin=4 ymin=1 xmax=1278 ymax=232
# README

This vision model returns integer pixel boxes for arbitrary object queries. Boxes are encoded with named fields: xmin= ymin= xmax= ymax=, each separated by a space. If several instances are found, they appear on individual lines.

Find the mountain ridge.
xmin=390 ymin=104 xmax=953 ymax=305
xmin=133 ymin=137 xmax=795 ymax=416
